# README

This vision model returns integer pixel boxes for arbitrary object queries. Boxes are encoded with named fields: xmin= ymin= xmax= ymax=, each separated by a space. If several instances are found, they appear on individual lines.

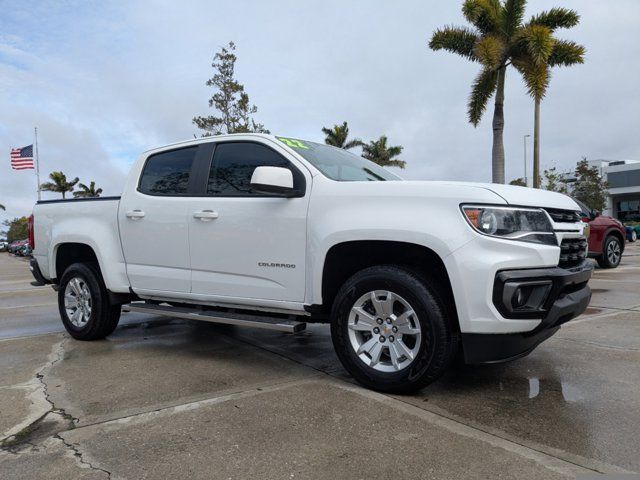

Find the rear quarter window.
xmin=139 ymin=147 xmax=198 ymax=195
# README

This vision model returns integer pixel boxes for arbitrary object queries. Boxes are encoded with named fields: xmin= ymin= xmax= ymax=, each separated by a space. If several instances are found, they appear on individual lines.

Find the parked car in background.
xmin=8 ymin=239 xmax=29 ymax=255
xmin=7 ymin=240 xmax=23 ymax=254
xmin=0 ymin=241 xmax=7 ymax=252
xmin=626 ymin=225 xmax=637 ymax=242
xmin=574 ymin=199 xmax=626 ymax=268
xmin=16 ymin=243 xmax=32 ymax=257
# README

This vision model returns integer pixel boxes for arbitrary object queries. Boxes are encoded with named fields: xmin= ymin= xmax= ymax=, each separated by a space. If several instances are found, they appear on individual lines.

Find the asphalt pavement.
xmin=1 ymin=246 xmax=639 ymax=479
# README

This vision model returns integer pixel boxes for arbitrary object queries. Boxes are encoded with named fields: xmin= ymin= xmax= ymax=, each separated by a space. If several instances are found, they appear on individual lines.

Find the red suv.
xmin=574 ymin=199 xmax=626 ymax=268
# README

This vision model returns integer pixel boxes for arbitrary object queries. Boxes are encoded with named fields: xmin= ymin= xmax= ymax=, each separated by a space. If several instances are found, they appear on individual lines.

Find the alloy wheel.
xmin=607 ymin=239 xmax=621 ymax=265
xmin=64 ymin=277 xmax=92 ymax=327
xmin=347 ymin=290 xmax=422 ymax=372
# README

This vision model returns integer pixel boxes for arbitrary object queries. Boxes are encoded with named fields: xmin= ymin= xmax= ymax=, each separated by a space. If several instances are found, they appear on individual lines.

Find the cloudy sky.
xmin=1 ymin=0 xmax=639 ymax=225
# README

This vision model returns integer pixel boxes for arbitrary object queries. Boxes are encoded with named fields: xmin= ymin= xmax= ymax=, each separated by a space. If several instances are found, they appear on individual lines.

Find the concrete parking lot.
xmin=1 ymin=247 xmax=639 ymax=479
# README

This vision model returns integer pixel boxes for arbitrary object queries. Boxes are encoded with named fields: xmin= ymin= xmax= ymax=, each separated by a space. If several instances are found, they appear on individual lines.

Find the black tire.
xmin=597 ymin=235 xmax=622 ymax=269
xmin=58 ymin=262 xmax=121 ymax=340
xmin=330 ymin=265 xmax=458 ymax=394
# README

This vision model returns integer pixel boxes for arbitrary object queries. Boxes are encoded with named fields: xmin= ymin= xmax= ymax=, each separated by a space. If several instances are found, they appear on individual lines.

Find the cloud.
xmin=1 ymin=0 xmax=639 ymax=227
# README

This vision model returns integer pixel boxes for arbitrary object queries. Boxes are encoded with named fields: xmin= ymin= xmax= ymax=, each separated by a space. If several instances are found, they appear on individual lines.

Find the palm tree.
xmin=361 ymin=136 xmax=406 ymax=169
xmin=73 ymin=181 xmax=103 ymax=198
xmin=512 ymin=11 xmax=584 ymax=187
xmin=40 ymin=171 xmax=79 ymax=199
xmin=321 ymin=122 xmax=364 ymax=150
xmin=429 ymin=1 xmax=579 ymax=184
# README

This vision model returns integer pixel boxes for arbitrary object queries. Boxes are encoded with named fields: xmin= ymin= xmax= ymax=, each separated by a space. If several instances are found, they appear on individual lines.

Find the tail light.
xmin=28 ymin=214 xmax=35 ymax=249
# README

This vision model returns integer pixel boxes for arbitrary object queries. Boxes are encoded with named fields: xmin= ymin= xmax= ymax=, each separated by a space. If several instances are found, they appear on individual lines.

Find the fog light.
xmin=503 ymin=280 xmax=553 ymax=314
xmin=512 ymin=287 xmax=529 ymax=309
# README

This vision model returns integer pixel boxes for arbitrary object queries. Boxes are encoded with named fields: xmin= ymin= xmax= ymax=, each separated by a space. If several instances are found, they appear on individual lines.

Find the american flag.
xmin=10 ymin=145 xmax=35 ymax=170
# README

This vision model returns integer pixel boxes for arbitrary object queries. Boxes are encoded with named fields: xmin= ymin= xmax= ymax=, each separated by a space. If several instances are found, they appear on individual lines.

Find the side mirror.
xmin=250 ymin=166 xmax=295 ymax=196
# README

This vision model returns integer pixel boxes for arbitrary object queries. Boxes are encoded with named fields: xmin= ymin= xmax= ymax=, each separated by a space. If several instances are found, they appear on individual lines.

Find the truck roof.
xmin=142 ymin=133 xmax=276 ymax=154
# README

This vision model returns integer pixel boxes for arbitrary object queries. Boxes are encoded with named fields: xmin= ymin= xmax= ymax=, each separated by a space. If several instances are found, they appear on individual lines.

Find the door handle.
xmin=193 ymin=210 xmax=219 ymax=221
xmin=125 ymin=209 xmax=146 ymax=219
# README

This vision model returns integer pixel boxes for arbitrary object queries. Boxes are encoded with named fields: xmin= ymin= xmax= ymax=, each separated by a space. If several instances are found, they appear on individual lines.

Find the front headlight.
xmin=461 ymin=205 xmax=556 ymax=246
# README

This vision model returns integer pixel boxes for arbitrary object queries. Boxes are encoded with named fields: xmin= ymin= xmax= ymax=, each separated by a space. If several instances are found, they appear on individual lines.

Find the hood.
xmin=424 ymin=181 xmax=580 ymax=211
xmin=324 ymin=178 xmax=581 ymax=211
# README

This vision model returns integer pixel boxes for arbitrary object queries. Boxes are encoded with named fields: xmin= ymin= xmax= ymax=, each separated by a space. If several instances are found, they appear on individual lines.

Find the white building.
xmin=602 ymin=160 xmax=640 ymax=221
xmin=558 ymin=159 xmax=640 ymax=219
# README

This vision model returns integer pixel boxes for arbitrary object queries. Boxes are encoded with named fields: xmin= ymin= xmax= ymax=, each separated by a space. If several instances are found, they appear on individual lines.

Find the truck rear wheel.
xmin=58 ymin=263 xmax=121 ymax=340
xmin=330 ymin=265 xmax=458 ymax=393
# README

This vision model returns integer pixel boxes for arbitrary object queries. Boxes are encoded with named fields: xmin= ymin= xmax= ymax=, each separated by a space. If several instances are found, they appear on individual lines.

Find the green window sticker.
xmin=276 ymin=137 xmax=310 ymax=150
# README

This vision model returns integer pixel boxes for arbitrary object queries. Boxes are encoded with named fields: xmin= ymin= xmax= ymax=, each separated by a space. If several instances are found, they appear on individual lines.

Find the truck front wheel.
xmin=58 ymin=263 xmax=121 ymax=340
xmin=330 ymin=265 xmax=458 ymax=393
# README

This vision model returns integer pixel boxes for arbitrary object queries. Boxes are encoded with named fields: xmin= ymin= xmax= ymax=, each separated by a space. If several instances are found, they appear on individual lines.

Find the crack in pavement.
xmin=53 ymin=434 xmax=112 ymax=479
xmin=1 ymin=337 xmax=75 ymax=450
xmin=0 ymin=336 xmax=112 ymax=478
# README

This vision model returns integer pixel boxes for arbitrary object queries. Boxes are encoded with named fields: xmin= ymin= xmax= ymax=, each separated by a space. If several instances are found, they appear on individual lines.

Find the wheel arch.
xmin=54 ymin=242 xmax=102 ymax=282
xmin=316 ymin=240 xmax=459 ymax=331
xmin=604 ymin=228 xmax=625 ymax=253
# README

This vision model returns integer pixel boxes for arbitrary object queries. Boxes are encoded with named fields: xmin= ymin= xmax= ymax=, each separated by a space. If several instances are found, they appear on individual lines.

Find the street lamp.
xmin=524 ymin=135 xmax=531 ymax=187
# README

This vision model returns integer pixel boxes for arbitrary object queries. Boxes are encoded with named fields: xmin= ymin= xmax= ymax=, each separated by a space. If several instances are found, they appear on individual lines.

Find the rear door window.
xmin=139 ymin=147 xmax=198 ymax=195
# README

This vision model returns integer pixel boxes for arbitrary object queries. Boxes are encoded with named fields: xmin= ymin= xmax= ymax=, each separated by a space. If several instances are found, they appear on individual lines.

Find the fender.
xmin=590 ymin=226 xmax=626 ymax=256
xmin=48 ymin=217 xmax=129 ymax=292
xmin=303 ymin=177 xmax=499 ymax=305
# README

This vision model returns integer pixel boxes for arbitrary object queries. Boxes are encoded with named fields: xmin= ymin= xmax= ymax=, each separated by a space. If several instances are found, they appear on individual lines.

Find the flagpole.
xmin=34 ymin=127 xmax=41 ymax=201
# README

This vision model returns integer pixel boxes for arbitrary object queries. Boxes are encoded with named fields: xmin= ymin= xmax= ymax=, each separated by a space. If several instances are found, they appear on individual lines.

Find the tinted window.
xmin=208 ymin=142 xmax=301 ymax=195
xmin=139 ymin=147 xmax=197 ymax=195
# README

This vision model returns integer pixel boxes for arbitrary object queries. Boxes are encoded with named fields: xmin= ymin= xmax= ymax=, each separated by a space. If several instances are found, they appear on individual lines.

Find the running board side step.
xmin=123 ymin=303 xmax=307 ymax=333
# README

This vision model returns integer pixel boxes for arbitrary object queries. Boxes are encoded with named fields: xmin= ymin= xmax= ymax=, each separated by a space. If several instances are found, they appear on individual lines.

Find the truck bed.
xmin=32 ymin=196 xmax=129 ymax=292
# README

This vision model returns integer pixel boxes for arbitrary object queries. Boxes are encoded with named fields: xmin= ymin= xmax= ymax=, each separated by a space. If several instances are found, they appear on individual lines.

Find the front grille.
xmin=544 ymin=208 xmax=582 ymax=223
xmin=559 ymin=237 xmax=588 ymax=268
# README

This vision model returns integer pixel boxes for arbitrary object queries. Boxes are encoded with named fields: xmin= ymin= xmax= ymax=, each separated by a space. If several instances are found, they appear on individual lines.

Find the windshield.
xmin=573 ymin=198 xmax=592 ymax=216
xmin=276 ymin=136 xmax=401 ymax=182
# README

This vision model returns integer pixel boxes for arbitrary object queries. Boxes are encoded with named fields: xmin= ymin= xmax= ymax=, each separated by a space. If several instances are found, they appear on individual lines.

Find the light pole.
xmin=523 ymin=135 xmax=531 ymax=187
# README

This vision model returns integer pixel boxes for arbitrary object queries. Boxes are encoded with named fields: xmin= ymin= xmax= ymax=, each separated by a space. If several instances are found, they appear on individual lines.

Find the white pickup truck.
xmin=29 ymin=134 xmax=592 ymax=392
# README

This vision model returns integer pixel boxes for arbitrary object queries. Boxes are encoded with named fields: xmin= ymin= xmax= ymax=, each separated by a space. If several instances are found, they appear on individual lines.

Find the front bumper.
xmin=462 ymin=261 xmax=593 ymax=364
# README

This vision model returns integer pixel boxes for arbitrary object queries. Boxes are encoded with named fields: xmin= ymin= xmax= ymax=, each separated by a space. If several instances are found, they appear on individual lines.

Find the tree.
xmin=541 ymin=166 xmax=568 ymax=194
xmin=40 ymin=171 xmax=79 ymax=199
xmin=513 ymin=10 xmax=585 ymax=188
xmin=193 ymin=41 xmax=268 ymax=136
xmin=429 ymin=1 xmax=523 ymax=184
xmin=0 ymin=204 xmax=5 ymax=211
xmin=361 ymin=136 xmax=406 ymax=169
xmin=573 ymin=158 xmax=607 ymax=211
xmin=509 ymin=178 xmax=526 ymax=186
xmin=321 ymin=122 xmax=364 ymax=150
xmin=3 ymin=217 xmax=29 ymax=242
xmin=429 ymin=1 xmax=582 ymax=185
xmin=73 ymin=181 xmax=103 ymax=198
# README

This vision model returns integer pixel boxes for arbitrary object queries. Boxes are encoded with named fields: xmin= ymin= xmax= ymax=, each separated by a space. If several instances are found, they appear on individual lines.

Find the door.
xmin=119 ymin=145 xmax=202 ymax=293
xmin=188 ymin=140 xmax=309 ymax=302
